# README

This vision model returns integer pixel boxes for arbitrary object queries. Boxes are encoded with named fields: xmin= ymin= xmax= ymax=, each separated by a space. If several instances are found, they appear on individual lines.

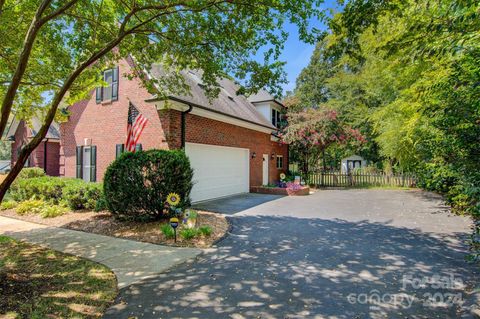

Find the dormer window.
xmin=96 ymin=67 xmax=119 ymax=103
xmin=271 ymin=108 xmax=282 ymax=128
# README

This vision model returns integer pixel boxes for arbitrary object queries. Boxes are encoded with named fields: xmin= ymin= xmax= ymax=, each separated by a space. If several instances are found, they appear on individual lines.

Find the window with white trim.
xmin=76 ymin=145 xmax=97 ymax=182
xmin=271 ymin=108 xmax=282 ymax=128
xmin=276 ymin=155 xmax=283 ymax=169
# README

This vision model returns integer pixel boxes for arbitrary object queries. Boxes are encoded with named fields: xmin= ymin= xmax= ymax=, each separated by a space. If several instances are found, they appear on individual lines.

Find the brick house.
xmin=7 ymin=118 xmax=60 ymax=176
xmin=60 ymin=58 xmax=288 ymax=202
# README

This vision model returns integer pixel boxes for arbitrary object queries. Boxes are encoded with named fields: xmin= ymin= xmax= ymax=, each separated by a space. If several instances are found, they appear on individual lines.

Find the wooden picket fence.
xmin=305 ymin=171 xmax=417 ymax=188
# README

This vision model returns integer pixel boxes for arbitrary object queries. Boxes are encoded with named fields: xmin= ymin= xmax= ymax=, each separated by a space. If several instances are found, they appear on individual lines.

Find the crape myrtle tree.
xmin=280 ymin=107 xmax=365 ymax=179
xmin=0 ymin=0 xmax=325 ymax=201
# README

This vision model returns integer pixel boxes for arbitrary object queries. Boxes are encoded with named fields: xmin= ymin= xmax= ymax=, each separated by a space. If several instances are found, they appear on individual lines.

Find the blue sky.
xmin=269 ymin=0 xmax=341 ymax=94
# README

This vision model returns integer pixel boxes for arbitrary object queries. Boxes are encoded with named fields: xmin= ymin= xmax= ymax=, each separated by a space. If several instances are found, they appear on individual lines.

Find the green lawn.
xmin=0 ymin=235 xmax=117 ymax=318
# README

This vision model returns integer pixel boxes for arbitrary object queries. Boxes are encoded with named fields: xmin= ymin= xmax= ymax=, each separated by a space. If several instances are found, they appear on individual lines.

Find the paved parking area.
xmin=105 ymin=189 xmax=479 ymax=318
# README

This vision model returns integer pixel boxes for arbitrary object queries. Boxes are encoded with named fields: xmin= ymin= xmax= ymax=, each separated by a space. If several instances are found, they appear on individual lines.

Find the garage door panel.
xmin=185 ymin=143 xmax=249 ymax=202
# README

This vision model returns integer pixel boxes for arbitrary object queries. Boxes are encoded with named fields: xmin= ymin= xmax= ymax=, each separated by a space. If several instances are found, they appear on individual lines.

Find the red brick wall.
xmin=60 ymin=58 xmax=170 ymax=179
xmin=183 ymin=113 xmax=288 ymax=186
xmin=61 ymin=58 xmax=288 ymax=186
xmin=11 ymin=121 xmax=60 ymax=176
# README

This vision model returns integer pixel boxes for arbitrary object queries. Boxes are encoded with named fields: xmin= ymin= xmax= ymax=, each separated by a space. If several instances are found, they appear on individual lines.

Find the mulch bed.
xmin=0 ymin=209 xmax=228 ymax=248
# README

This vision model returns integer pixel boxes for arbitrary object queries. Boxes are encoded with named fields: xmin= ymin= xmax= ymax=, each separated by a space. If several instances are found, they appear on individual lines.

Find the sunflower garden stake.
xmin=167 ymin=193 xmax=181 ymax=242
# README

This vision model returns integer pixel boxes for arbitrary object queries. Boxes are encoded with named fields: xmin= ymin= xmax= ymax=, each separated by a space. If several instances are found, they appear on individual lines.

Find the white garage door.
xmin=185 ymin=143 xmax=249 ymax=203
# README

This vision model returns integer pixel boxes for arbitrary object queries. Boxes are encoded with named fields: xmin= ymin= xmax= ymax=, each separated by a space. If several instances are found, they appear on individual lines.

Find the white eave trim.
xmin=190 ymin=108 xmax=273 ymax=134
xmin=153 ymin=99 xmax=274 ymax=134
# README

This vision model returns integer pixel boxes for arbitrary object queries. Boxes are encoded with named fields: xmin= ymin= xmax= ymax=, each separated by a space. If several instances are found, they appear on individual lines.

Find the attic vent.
xmin=188 ymin=71 xmax=204 ymax=84
xmin=220 ymin=86 xmax=235 ymax=102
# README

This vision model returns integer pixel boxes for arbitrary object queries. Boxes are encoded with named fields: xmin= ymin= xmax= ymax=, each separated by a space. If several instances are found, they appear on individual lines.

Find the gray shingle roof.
xmin=247 ymin=89 xmax=285 ymax=107
xmin=247 ymin=89 xmax=276 ymax=103
xmin=30 ymin=117 xmax=60 ymax=139
xmin=5 ymin=117 xmax=60 ymax=140
xmin=149 ymin=66 xmax=275 ymax=129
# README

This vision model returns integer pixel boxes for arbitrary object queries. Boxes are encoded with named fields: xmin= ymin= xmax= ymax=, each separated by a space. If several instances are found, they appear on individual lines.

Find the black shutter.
xmin=135 ymin=143 xmax=142 ymax=152
xmin=116 ymin=144 xmax=124 ymax=159
xmin=112 ymin=66 xmax=119 ymax=101
xmin=76 ymin=146 xmax=83 ymax=178
xmin=96 ymin=87 xmax=102 ymax=103
xmin=90 ymin=145 xmax=97 ymax=182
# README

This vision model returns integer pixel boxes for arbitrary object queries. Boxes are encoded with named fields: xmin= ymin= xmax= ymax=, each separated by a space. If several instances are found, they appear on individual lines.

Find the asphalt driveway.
xmin=104 ymin=190 xmax=479 ymax=318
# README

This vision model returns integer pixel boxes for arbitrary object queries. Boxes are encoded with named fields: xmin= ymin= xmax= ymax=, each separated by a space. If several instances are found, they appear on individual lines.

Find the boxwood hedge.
xmin=103 ymin=149 xmax=193 ymax=221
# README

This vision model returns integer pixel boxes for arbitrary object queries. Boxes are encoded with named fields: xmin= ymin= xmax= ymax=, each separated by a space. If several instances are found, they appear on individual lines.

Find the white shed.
xmin=341 ymin=155 xmax=367 ymax=173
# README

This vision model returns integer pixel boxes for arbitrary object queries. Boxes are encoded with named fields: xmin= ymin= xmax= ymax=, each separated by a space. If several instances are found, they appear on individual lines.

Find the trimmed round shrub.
xmin=103 ymin=149 xmax=193 ymax=221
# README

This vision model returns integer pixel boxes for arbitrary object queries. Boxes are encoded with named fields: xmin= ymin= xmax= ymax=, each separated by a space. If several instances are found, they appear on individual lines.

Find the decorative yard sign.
xmin=170 ymin=217 xmax=179 ymax=242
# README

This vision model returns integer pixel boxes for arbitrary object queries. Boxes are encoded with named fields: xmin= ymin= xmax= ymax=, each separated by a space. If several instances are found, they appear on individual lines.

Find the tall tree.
xmin=0 ymin=0 xmax=325 ymax=201
xmin=293 ymin=38 xmax=334 ymax=110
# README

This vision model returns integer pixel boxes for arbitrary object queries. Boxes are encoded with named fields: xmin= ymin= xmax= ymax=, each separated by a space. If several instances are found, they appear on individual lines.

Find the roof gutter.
xmin=181 ymin=104 xmax=193 ymax=149
xmin=146 ymin=95 xmax=276 ymax=131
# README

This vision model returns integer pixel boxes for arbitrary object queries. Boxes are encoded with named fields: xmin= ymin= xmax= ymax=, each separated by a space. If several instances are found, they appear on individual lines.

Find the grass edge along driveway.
xmin=0 ymin=235 xmax=117 ymax=318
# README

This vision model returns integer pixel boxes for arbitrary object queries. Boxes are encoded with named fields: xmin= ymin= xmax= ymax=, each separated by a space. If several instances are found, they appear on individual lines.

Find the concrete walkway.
xmin=0 ymin=216 xmax=202 ymax=288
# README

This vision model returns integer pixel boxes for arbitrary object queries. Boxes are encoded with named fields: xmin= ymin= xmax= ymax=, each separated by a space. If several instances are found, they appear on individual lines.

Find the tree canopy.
xmin=290 ymin=0 xmax=480 ymax=259
xmin=0 ymin=0 xmax=325 ymax=200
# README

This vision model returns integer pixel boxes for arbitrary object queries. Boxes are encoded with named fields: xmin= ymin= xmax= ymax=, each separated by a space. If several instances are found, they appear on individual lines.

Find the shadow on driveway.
xmin=192 ymin=193 xmax=284 ymax=215
xmin=105 ymin=215 xmax=479 ymax=319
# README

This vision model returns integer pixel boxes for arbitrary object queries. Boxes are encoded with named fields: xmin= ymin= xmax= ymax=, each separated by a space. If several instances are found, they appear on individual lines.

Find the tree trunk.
xmin=0 ymin=146 xmax=32 ymax=200
xmin=322 ymin=149 xmax=327 ymax=171
xmin=301 ymin=149 xmax=310 ymax=184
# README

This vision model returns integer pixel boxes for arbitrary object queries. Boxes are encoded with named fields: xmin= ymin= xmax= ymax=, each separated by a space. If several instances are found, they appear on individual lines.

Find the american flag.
xmin=125 ymin=102 xmax=148 ymax=152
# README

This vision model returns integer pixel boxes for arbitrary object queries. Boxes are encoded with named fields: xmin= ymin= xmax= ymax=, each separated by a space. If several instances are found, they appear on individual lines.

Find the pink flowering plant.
xmin=286 ymin=182 xmax=302 ymax=191
xmin=280 ymin=107 xmax=366 ymax=177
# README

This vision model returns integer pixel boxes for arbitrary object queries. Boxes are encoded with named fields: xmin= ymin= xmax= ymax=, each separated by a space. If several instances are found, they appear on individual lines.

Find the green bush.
xmin=179 ymin=228 xmax=198 ymax=240
xmin=95 ymin=195 xmax=109 ymax=212
xmin=15 ymin=199 xmax=67 ymax=218
xmin=199 ymin=225 xmax=212 ymax=237
xmin=63 ymin=182 xmax=103 ymax=210
xmin=104 ymin=149 xmax=193 ymax=221
xmin=9 ymin=176 xmax=103 ymax=211
xmin=0 ymin=201 xmax=17 ymax=210
xmin=39 ymin=205 xmax=68 ymax=218
xmin=16 ymin=200 xmax=46 ymax=215
xmin=10 ymin=176 xmax=68 ymax=204
xmin=417 ymin=162 xmax=459 ymax=194
xmin=17 ymin=167 xmax=46 ymax=179
xmin=160 ymin=224 xmax=175 ymax=239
